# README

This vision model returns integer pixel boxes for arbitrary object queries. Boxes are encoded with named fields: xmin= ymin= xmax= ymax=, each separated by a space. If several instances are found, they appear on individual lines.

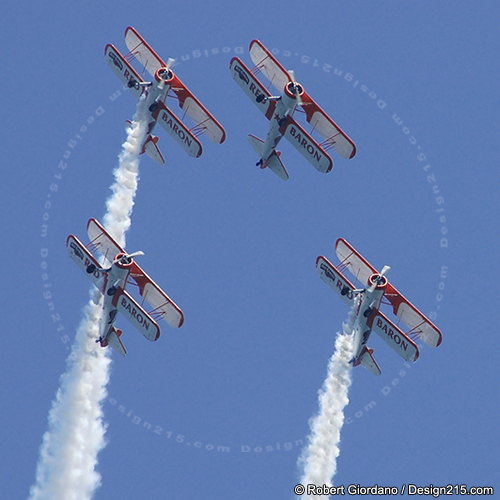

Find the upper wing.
xmin=127 ymin=263 xmax=184 ymax=329
xmin=86 ymin=218 xmax=124 ymax=266
xmin=248 ymin=40 xmax=291 ymax=92
xmin=104 ymin=44 xmax=145 ymax=99
xmin=229 ymin=57 xmax=276 ymax=120
xmin=156 ymin=102 xmax=203 ymax=157
xmin=384 ymin=284 xmax=442 ymax=347
xmin=300 ymin=91 xmax=357 ymax=159
xmin=283 ymin=117 xmax=333 ymax=173
xmin=335 ymin=238 xmax=376 ymax=286
xmin=168 ymin=74 xmax=226 ymax=144
xmin=316 ymin=255 xmax=356 ymax=307
xmin=370 ymin=311 xmax=420 ymax=362
xmin=124 ymin=26 xmax=164 ymax=77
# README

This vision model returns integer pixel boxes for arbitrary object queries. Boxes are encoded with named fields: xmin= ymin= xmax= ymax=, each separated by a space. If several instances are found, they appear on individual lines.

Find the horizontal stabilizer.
xmin=370 ymin=311 xmax=419 ymax=362
xmin=316 ymin=255 xmax=356 ymax=307
xmin=248 ymin=135 xmax=288 ymax=180
xmin=358 ymin=347 xmax=381 ymax=376
xmin=284 ymin=118 xmax=333 ymax=173
xmin=266 ymin=151 xmax=288 ymax=181
xmin=143 ymin=135 xmax=165 ymax=165
xmin=107 ymin=328 xmax=127 ymax=356
xmin=248 ymin=134 xmax=264 ymax=156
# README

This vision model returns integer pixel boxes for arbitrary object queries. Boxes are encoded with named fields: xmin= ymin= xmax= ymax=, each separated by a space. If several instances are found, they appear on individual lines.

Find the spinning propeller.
xmin=287 ymin=70 xmax=303 ymax=106
xmin=367 ymin=265 xmax=391 ymax=293
xmin=113 ymin=251 xmax=145 ymax=266
xmin=157 ymin=57 xmax=175 ymax=90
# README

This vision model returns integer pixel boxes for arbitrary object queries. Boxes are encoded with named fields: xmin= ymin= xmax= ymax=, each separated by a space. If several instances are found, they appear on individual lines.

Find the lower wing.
xmin=229 ymin=57 xmax=276 ymax=121
xmin=66 ymin=234 xmax=106 ymax=294
xmin=283 ymin=118 xmax=333 ymax=173
xmin=104 ymin=44 xmax=145 ymax=100
xmin=370 ymin=311 xmax=420 ymax=362
xmin=156 ymin=103 xmax=203 ymax=158
xmin=316 ymin=255 xmax=356 ymax=307
xmin=116 ymin=289 xmax=161 ymax=341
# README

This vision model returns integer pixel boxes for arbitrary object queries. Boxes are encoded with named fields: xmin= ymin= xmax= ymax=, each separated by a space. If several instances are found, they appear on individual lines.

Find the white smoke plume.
xmin=298 ymin=298 xmax=359 ymax=497
xmin=29 ymin=100 xmax=148 ymax=500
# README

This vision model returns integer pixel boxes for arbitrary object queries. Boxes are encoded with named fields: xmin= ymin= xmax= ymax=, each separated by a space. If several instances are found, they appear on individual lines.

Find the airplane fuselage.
xmin=260 ymin=91 xmax=298 ymax=164
xmin=349 ymin=284 xmax=385 ymax=365
xmin=95 ymin=259 xmax=132 ymax=342
xmin=141 ymin=79 xmax=171 ymax=139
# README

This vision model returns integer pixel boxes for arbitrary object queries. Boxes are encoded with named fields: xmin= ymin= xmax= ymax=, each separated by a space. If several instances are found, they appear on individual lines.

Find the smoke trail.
xmin=298 ymin=298 xmax=358 ymax=497
xmin=29 ymin=100 xmax=148 ymax=500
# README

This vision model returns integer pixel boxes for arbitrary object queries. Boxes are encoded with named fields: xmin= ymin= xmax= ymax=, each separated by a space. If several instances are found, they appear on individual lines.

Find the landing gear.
xmin=256 ymin=94 xmax=267 ymax=103
xmin=149 ymin=102 xmax=159 ymax=113
xmin=363 ymin=307 xmax=373 ymax=318
xmin=256 ymin=159 xmax=263 ymax=167
xmin=86 ymin=264 xmax=96 ymax=274
xmin=341 ymin=286 xmax=349 ymax=296
xmin=107 ymin=286 xmax=118 ymax=297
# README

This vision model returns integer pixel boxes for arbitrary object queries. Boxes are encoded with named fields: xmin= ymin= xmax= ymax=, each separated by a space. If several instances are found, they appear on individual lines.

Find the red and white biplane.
xmin=67 ymin=218 xmax=184 ymax=356
xmin=105 ymin=26 xmax=226 ymax=165
xmin=316 ymin=238 xmax=442 ymax=375
xmin=230 ymin=40 xmax=356 ymax=180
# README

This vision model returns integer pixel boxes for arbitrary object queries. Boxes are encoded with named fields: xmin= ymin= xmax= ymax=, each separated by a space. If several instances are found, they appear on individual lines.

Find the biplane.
xmin=105 ymin=26 xmax=226 ymax=164
xmin=230 ymin=40 xmax=356 ymax=180
xmin=67 ymin=218 xmax=184 ymax=356
xmin=316 ymin=238 xmax=442 ymax=375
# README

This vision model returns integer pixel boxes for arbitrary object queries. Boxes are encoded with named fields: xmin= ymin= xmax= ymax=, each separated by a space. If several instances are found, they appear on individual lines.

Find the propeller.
xmin=287 ymin=70 xmax=303 ymax=106
xmin=367 ymin=265 xmax=391 ymax=293
xmin=113 ymin=251 xmax=144 ymax=265
xmin=158 ymin=57 xmax=176 ymax=90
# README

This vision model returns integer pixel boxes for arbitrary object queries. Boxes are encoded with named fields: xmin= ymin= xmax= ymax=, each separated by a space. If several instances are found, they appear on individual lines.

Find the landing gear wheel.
xmin=86 ymin=264 xmax=96 ymax=274
xmin=363 ymin=308 xmax=372 ymax=318
xmin=107 ymin=286 xmax=118 ymax=297
xmin=341 ymin=286 xmax=349 ymax=296
xmin=149 ymin=102 xmax=159 ymax=113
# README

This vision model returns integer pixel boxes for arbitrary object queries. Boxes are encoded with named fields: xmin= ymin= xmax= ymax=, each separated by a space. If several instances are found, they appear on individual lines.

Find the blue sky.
xmin=2 ymin=1 xmax=498 ymax=499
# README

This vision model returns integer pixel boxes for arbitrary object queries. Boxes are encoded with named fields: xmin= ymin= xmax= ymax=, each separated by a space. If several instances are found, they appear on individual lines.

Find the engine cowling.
xmin=284 ymin=81 xmax=304 ymax=100
xmin=155 ymin=67 xmax=174 ymax=85
xmin=368 ymin=272 xmax=388 ymax=290
xmin=114 ymin=253 xmax=135 ymax=269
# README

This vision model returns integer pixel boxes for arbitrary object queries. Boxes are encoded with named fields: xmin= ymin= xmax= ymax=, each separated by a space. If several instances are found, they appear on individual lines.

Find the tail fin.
xmin=107 ymin=328 xmax=127 ymax=356
xmin=126 ymin=120 xmax=165 ymax=165
xmin=143 ymin=135 xmax=165 ymax=165
xmin=247 ymin=134 xmax=289 ymax=181
xmin=358 ymin=346 xmax=381 ymax=376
